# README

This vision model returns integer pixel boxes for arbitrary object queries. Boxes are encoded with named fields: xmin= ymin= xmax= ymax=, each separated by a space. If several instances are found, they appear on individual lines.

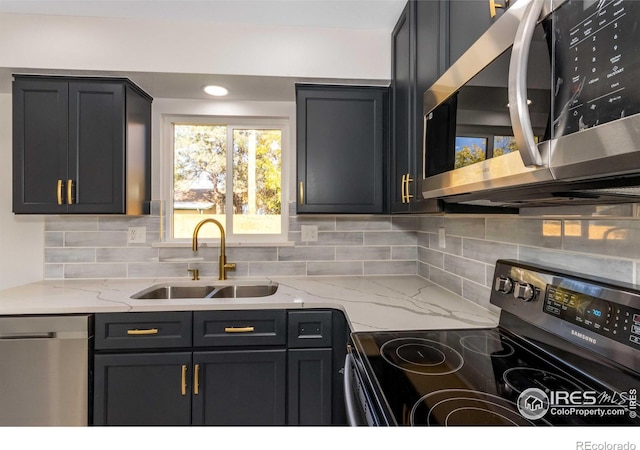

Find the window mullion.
xmin=226 ymin=126 xmax=234 ymax=239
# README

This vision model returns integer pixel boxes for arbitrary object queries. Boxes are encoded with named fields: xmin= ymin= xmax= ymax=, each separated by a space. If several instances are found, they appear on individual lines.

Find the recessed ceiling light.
xmin=203 ymin=85 xmax=229 ymax=97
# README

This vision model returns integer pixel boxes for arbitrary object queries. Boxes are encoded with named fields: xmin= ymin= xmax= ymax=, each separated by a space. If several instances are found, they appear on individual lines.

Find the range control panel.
xmin=490 ymin=260 xmax=640 ymax=367
xmin=543 ymin=284 xmax=640 ymax=348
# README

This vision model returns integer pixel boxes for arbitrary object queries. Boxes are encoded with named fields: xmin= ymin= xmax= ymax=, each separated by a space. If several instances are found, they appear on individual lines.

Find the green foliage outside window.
xmin=455 ymin=143 xmax=486 ymax=168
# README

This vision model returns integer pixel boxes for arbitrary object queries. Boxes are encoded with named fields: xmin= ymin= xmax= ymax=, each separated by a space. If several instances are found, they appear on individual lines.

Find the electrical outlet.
xmin=301 ymin=225 xmax=318 ymax=242
xmin=128 ymin=227 xmax=147 ymax=244
xmin=438 ymin=227 xmax=446 ymax=249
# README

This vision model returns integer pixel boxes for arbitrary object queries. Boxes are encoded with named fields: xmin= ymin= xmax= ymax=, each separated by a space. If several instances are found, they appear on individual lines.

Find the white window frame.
xmin=163 ymin=114 xmax=289 ymax=244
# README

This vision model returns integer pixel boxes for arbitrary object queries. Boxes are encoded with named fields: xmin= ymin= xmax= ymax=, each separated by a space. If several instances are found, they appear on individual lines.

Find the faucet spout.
xmin=192 ymin=218 xmax=236 ymax=280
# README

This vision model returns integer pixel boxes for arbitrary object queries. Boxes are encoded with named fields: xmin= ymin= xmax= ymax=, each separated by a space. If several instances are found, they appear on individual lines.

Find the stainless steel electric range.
xmin=344 ymin=260 xmax=640 ymax=426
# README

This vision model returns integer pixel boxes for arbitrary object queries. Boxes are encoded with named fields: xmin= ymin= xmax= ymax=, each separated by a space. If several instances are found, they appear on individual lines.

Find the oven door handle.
xmin=344 ymin=353 xmax=362 ymax=426
xmin=508 ymin=0 xmax=545 ymax=167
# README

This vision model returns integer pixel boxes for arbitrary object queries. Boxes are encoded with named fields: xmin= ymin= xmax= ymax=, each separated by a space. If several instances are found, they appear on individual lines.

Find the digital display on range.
xmin=552 ymin=0 xmax=640 ymax=137
xmin=544 ymin=284 xmax=640 ymax=349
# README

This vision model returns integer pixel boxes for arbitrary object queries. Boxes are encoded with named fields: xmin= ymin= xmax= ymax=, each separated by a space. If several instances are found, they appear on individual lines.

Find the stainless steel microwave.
xmin=422 ymin=0 xmax=640 ymax=209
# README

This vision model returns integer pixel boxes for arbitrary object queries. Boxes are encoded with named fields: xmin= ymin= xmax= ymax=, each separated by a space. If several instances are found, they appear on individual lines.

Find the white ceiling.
xmin=0 ymin=0 xmax=402 ymax=100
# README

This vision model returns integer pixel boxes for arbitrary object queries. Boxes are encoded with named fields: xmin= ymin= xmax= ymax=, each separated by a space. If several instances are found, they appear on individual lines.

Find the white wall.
xmin=0 ymin=13 xmax=390 ymax=80
xmin=0 ymin=94 xmax=44 ymax=290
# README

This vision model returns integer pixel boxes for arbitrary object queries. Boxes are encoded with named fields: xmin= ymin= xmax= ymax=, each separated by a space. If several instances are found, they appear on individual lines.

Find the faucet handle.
xmin=187 ymin=269 xmax=200 ymax=281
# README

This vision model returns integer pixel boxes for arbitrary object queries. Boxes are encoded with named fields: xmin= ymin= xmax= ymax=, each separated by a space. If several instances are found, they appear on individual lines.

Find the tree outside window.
xmin=172 ymin=123 xmax=283 ymax=240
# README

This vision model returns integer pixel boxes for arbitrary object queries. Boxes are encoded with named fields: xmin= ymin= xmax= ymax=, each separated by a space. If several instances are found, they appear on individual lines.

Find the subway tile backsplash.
xmin=43 ymin=202 xmax=418 ymax=282
xmin=43 ymin=202 xmax=640 ymax=310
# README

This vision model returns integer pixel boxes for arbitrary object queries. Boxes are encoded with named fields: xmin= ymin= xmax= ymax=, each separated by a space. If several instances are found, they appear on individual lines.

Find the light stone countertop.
xmin=0 ymin=276 xmax=499 ymax=332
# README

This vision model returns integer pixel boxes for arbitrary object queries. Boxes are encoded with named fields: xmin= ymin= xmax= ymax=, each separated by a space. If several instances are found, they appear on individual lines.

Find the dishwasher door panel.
xmin=0 ymin=315 xmax=89 ymax=426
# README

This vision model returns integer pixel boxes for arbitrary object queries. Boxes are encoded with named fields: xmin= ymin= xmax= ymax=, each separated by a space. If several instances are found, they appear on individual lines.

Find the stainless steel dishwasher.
xmin=0 ymin=315 xmax=91 ymax=425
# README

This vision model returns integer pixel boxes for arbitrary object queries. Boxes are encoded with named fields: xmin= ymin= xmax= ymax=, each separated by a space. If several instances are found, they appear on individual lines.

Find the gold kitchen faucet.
xmin=191 ymin=218 xmax=236 ymax=280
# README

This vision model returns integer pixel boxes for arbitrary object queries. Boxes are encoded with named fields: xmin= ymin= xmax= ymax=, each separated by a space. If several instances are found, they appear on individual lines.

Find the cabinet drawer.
xmin=287 ymin=311 xmax=332 ymax=348
xmin=194 ymin=310 xmax=286 ymax=347
xmin=95 ymin=312 xmax=192 ymax=350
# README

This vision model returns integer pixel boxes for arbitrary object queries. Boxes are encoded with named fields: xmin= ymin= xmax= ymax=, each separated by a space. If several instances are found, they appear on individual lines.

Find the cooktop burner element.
xmin=347 ymin=260 xmax=640 ymax=426
xmin=410 ymin=389 xmax=549 ymax=426
xmin=380 ymin=337 xmax=463 ymax=375
xmin=459 ymin=335 xmax=515 ymax=357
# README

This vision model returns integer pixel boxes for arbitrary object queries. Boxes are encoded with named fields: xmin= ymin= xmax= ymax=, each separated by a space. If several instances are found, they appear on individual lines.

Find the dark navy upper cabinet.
xmin=296 ymin=84 xmax=388 ymax=214
xmin=447 ymin=0 xmax=517 ymax=67
xmin=12 ymin=75 xmax=152 ymax=215
xmin=390 ymin=1 xmax=446 ymax=214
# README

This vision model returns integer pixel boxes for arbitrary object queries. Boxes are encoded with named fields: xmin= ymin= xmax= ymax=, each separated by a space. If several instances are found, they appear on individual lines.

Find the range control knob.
xmin=494 ymin=276 xmax=514 ymax=294
xmin=513 ymin=282 xmax=536 ymax=302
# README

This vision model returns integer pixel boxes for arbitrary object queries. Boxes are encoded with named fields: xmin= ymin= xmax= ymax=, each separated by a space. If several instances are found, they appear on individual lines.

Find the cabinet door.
xmin=192 ymin=349 xmax=286 ymax=425
xmin=390 ymin=1 xmax=445 ymax=214
xmin=409 ymin=0 xmax=447 ymax=213
xmin=447 ymin=0 xmax=514 ymax=66
xmin=287 ymin=348 xmax=332 ymax=425
xmin=93 ymin=352 xmax=192 ymax=426
xmin=12 ymin=78 xmax=69 ymax=213
xmin=68 ymin=82 xmax=125 ymax=213
xmin=390 ymin=2 xmax=413 ymax=213
xmin=296 ymin=85 xmax=387 ymax=214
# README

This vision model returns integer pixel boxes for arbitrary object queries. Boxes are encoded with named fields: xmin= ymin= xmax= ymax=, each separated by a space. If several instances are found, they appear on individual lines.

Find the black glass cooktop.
xmin=351 ymin=328 xmax=639 ymax=426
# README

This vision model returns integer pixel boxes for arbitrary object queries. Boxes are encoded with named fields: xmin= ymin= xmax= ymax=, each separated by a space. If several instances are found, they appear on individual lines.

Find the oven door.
xmin=344 ymin=351 xmax=390 ymax=426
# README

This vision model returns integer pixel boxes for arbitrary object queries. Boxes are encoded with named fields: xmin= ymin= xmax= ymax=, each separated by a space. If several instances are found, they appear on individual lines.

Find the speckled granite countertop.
xmin=0 ymin=276 xmax=498 ymax=331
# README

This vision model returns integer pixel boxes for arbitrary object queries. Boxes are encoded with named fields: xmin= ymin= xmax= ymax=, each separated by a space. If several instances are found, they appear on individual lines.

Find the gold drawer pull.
xmin=299 ymin=181 xmax=305 ymax=205
xmin=194 ymin=364 xmax=200 ymax=395
xmin=57 ymin=179 xmax=64 ymax=205
xmin=224 ymin=326 xmax=255 ymax=333
xmin=181 ymin=365 xmax=187 ymax=396
xmin=67 ymin=179 xmax=74 ymax=205
xmin=126 ymin=328 xmax=159 ymax=335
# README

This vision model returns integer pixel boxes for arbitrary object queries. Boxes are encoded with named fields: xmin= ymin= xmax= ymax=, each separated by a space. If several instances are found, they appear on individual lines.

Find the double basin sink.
xmin=131 ymin=282 xmax=278 ymax=300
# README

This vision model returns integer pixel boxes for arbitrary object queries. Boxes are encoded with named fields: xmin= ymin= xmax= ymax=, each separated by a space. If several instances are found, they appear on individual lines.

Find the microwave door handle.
xmin=508 ymin=0 xmax=544 ymax=167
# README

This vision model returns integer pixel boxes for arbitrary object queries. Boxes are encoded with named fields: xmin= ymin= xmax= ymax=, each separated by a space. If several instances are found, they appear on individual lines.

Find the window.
xmin=166 ymin=116 xmax=287 ymax=243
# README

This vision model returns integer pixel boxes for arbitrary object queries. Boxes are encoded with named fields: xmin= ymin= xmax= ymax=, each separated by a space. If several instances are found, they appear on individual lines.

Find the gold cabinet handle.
xmin=401 ymin=173 xmax=414 ymax=203
xmin=194 ymin=364 xmax=200 ymax=395
xmin=57 ymin=179 xmax=64 ymax=205
xmin=126 ymin=328 xmax=159 ymax=335
xmin=66 ymin=179 xmax=74 ymax=205
xmin=489 ymin=0 xmax=509 ymax=18
xmin=224 ymin=326 xmax=255 ymax=333
xmin=181 ymin=365 xmax=187 ymax=396
xmin=299 ymin=181 xmax=305 ymax=205
xmin=405 ymin=174 xmax=414 ymax=202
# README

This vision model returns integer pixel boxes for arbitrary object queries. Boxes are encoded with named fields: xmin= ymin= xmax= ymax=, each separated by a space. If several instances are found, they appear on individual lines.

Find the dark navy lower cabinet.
xmin=93 ymin=352 xmax=192 ymax=426
xmin=286 ymin=310 xmax=349 ymax=426
xmin=288 ymin=348 xmax=333 ymax=425
xmin=92 ymin=309 xmax=349 ymax=426
xmin=192 ymin=350 xmax=286 ymax=426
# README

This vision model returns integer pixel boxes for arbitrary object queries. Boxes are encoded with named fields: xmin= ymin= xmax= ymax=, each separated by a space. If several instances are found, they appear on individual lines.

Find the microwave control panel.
xmin=553 ymin=0 xmax=640 ymax=137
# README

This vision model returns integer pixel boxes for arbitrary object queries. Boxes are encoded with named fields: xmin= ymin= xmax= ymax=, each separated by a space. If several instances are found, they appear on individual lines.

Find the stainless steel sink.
xmin=131 ymin=284 xmax=217 ymax=299
xmin=209 ymin=284 xmax=279 ymax=298
xmin=131 ymin=283 xmax=278 ymax=300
